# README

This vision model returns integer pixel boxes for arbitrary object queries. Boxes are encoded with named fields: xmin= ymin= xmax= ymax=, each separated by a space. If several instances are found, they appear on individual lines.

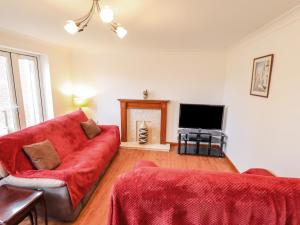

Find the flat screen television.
xmin=179 ymin=104 xmax=224 ymax=130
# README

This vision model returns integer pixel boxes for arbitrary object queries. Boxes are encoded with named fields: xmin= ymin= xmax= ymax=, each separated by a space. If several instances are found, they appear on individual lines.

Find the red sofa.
xmin=0 ymin=110 xmax=120 ymax=221
xmin=108 ymin=161 xmax=300 ymax=225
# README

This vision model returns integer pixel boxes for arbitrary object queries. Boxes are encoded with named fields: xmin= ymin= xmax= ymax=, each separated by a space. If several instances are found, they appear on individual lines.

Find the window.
xmin=0 ymin=50 xmax=46 ymax=135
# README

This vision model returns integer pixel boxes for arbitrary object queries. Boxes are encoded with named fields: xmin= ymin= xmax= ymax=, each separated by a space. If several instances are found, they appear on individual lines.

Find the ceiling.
xmin=0 ymin=0 xmax=300 ymax=51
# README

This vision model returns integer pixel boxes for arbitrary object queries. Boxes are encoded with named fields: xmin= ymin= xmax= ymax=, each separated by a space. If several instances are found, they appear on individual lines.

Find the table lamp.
xmin=72 ymin=96 xmax=90 ymax=109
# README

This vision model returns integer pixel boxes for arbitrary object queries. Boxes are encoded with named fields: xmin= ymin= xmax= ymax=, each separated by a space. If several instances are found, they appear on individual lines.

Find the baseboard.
xmin=225 ymin=155 xmax=239 ymax=173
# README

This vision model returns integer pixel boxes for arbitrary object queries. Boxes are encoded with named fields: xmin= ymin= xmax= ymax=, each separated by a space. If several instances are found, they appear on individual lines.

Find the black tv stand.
xmin=177 ymin=129 xmax=227 ymax=157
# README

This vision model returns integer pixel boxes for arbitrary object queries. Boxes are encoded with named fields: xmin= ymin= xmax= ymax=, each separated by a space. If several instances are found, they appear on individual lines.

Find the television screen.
xmin=179 ymin=104 xmax=224 ymax=130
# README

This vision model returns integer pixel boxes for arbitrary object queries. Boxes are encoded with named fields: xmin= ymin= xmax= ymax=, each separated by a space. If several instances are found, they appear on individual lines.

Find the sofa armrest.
xmin=2 ymin=175 xmax=65 ymax=189
xmin=98 ymin=125 xmax=119 ymax=131
xmin=242 ymin=168 xmax=275 ymax=177
xmin=134 ymin=160 xmax=158 ymax=169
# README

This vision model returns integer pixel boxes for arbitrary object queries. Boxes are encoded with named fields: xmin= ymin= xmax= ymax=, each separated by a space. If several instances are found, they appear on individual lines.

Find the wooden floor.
xmin=21 ymin=145 xmax=238 ymax=225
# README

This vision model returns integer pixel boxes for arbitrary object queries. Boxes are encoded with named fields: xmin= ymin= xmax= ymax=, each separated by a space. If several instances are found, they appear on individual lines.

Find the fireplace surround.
xmin=118 ymin=99 xmax=169 ymax=144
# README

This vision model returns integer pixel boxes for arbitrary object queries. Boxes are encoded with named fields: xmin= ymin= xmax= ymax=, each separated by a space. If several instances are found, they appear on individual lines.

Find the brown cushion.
xmin=23 ymin=140 xmax=61 ymax=170
xmin=80 ymin=119 xmax=101 ymax=139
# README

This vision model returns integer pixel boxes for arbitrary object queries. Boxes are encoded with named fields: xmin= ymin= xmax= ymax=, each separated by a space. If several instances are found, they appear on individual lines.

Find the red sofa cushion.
xmin=107 ymin=163 xmax=300 ymax=225
xmin=0 ymin=111 xmax=120 ymax=208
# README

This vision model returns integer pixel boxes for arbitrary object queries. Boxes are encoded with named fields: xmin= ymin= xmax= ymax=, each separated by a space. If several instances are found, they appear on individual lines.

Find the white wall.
xmin=224 ymin=7 xmax=300 ymax=177
xmin=71 ymin=50 xmax=226 ymax=142
xmin=3 ymin=5 xmax=300 ymax=177
xmin=0 ymin=29 xmax=73 ymax=116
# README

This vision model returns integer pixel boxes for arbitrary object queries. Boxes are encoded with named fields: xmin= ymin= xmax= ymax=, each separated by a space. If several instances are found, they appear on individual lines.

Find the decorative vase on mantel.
xmin=143 ymin=89 xmax=149 ymax=100
xmin=138 ymin=121 xmax=149 ymax=144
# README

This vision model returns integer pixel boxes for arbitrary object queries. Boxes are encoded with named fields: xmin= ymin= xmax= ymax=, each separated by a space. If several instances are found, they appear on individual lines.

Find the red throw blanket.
xmin=0 ymin=110 xmax=120 ymax=208
xmin=107 ymin=165 xmax=300 ymax=225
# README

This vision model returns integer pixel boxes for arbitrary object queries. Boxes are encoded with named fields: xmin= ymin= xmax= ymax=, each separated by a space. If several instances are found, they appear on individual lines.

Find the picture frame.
xmin=250 ymin=54 xmax=274 ymax=98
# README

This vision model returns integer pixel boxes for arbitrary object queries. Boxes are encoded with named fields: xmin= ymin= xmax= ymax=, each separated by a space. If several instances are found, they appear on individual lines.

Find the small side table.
xmin=0 ymin=185 xmax=48 ymax=225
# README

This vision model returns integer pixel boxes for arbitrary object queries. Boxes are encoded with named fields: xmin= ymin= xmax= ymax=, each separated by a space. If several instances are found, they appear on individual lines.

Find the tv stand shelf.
xmin=177 ymin=129 xmax=227 ymax=158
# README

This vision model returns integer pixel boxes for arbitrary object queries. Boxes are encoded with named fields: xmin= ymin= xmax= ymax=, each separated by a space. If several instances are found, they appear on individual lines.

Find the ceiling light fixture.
xmin=64 ymin=0 xmax=127 ymax=39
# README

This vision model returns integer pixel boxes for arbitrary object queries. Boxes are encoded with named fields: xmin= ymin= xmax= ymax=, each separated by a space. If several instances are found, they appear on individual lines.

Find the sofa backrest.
xmin=0 ymin=110 xmax=89 ymax=174
xmin=108 ymin=167 xmax=300 ymax=225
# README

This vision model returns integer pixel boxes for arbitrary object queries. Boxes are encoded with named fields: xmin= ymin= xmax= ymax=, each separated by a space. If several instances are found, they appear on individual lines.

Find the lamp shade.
xmin=64 ymin=20 xmax=79 ymax=35
xmin=73 ymin=96 xmax=90 ymax=108
xmin=100 ymin=6 xmax=114 ymax=23
xmin=116 ymin=26 xmax=127 ymax=39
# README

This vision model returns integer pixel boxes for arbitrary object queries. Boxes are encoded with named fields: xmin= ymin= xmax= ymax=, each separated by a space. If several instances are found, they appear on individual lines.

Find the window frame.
xmin=0 ymin=50 xmax=20 ymax=132
xmin=0 ymin=48 xmax=46 ymax=131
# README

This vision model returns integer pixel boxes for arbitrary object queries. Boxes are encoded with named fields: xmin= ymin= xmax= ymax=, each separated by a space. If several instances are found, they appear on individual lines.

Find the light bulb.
xmin=116 ymin=26 xmax=127 ymax=39
xmin=100 ymin=6 xmax=114 ymax=23
xmin=64 ymin=20 xmax=79 ymax=35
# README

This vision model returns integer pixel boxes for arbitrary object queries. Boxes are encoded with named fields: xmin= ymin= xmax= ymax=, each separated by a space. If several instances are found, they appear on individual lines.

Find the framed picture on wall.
xmin=250 ymin=54 xmax=274 ymax=98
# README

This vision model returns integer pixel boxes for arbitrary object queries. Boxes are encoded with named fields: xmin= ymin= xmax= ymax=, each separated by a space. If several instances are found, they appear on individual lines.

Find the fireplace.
xmin=118 ymin=99 xmax=170 ymax=151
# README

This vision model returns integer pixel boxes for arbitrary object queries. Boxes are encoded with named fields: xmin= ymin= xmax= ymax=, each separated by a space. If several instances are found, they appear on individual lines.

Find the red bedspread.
xmin=0 ymin=110 xmax=120 ymax=208
xmin=108 ymin=165 xmax=300 ymax=225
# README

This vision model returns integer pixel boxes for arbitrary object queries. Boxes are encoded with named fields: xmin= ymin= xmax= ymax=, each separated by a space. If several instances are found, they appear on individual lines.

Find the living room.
xmin=0 ymin=1 xmax=300 ymax=225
